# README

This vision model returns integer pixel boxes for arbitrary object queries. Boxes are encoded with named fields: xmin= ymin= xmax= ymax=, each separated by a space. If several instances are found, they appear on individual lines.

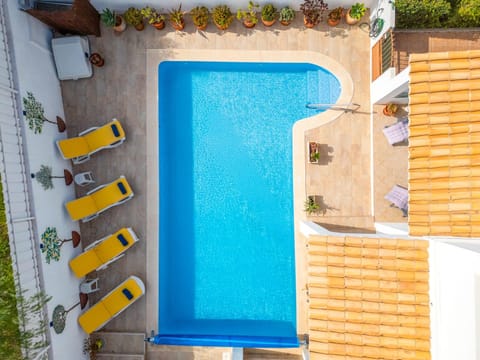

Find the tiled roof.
xmin=408 ymin=50 xmax=480 ymax=237
xmin=307 ymin=235 xmax=430 ymax=360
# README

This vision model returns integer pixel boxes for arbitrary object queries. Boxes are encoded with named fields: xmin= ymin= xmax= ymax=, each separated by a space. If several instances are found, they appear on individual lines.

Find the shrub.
xmin=100 ymin=8 xmax=116 ymax=27
xmin=0 ymin=182 xmax=22 ymax=360
xmin=124 ymin=7 xmax=143 ymax=26
xmin=261 ymin=4 xmax=277 ymax=21
xmin=395 ymin=0 xmax=451 ymax=28
xmin=279 ymin=6 xmax=295 ymax=23
xmin=212 ymin=5 xmax=234 ymax=29
xmin=456 ymin=0 xmax=480 ymax=26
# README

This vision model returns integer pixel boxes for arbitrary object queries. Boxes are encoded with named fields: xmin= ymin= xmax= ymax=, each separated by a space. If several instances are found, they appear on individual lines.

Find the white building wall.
xmin=369 ymin=0 xmax=403 ymax=105
xmin=369 ymin=0 xmax=395 ymax=46
xmin=371 ymin=65 xmax=409 ymax=105
xmin=89 ymin=0 xmax=375 ymax=11
xmin=430 ymin=240 xmax=480 ymax=360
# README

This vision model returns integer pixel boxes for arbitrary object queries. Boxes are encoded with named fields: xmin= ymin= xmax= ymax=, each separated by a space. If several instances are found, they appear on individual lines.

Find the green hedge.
xmin=395 ymin=0 xmax=451 ymax=28
xmin=395 ymin=0 xmax=480 ymax=28
xmin=0 ymin=183 xmax=22 ymax=360
xmin=455 ymin=0 xmax=480 ymax=26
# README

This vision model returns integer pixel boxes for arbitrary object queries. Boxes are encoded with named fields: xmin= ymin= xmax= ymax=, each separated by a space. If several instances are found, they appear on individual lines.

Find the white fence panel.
xmin=0 ymin=1 xmax=50 ymax=359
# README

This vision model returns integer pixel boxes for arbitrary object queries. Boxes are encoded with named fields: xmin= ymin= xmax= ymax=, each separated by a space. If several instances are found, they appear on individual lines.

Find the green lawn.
xmin=0 ymin=182 xmax=23 ymax=359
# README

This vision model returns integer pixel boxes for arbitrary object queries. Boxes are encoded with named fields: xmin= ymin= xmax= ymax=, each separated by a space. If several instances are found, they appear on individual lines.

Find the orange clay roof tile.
xmin=409 ymin=50 xmax=480 ymax=237
xmin=308 ymin=235 xmax=430 ymax=360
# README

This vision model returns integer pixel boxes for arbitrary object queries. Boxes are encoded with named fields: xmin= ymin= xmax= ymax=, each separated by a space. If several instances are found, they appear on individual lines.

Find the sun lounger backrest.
xmin=101 ymin=278 xmax=144 ymax=316
xmin=94 ymin=228 xmax=136 ymax=263
xmin=84 ymin=120 xmax=125 ymax=151
xmin=91 ymin=177 xmax=132 ymax=211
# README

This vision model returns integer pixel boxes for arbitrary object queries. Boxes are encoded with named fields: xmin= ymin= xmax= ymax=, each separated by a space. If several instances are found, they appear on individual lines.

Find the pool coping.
xmin=146 ymin=49 xmax=354 ymax=337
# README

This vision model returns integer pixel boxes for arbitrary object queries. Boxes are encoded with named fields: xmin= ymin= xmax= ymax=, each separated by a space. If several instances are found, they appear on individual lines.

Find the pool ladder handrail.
xmin=306 ymin=102 xmax=361 ymax=113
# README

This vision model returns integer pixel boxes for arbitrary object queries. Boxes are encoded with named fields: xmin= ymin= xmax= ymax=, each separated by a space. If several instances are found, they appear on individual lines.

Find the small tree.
xmin=40 ymin=227 xmax=80 ymax=263
xmin=22 ymin=92 xmax=65 ymax=134
xmin=31 ymin=165 xmax=72 ymax=190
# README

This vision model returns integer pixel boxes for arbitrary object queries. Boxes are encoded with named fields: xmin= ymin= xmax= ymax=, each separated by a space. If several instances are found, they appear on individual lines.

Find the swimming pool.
xmin=156 ymin=61 xmax=340 ymax=347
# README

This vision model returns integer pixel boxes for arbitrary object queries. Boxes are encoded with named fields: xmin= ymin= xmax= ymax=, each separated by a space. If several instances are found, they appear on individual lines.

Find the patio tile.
xmin=61 ymin=15 xmax=371 ymax=358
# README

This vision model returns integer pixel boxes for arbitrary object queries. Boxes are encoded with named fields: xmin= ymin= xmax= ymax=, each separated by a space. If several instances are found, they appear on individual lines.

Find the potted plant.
xmin=327 ymin=7 xmax=344 ymax=26
xmin=300 ymin=0 xmax=328 ymax=28
xmin=304 ymin=196 xmax=320 ymax=215
xmin=141 ymin=6 xmax=165 ymax=30
xmin=346 ymin=2 xmax=366 ymax=25
xmin=309 ymin=142 xmax=321 ymax=163
xmin=261 ymin=4 xmax=277 ymax=26
xmin=22 ymin=92 xmax=65 ymax=133
xmin=190 ymin=6 xmax=209 ymax=30
xmin=83 ymin=337 xmax=104 ymax=359
xmin=124 ymin=7 xmax=144 ymax=30
xmin=100 ymin=8 xmax=126 ymax=33
xmin=169 ymin=4 xmax=186 ymax=31
xmin=212 ymin=5 xmax=234 ymax=30
xmin=279 ymin=6 xmax=295 ymax=26
xmin=237 ymin=1 xmax=260 ymax=28
xmin=383 ymin=103 xmax=398 ymax=116
xmin=89 ymin=53 xmax=104 ymax=67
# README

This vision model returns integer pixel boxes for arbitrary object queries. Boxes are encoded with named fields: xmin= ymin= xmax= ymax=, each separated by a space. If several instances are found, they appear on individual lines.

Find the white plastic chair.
xmin=80 ymin=278 xmax=100 ymax=294
xmin=74 ymin=171 xmax=95 ymax=186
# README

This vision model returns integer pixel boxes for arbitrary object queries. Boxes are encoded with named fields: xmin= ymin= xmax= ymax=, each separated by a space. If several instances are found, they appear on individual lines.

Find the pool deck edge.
xmin=145 ymin=49 xmax=355 ymax=338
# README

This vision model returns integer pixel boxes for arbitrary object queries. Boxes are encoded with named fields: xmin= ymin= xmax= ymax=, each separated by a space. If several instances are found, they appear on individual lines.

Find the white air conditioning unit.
xmin=19 ymin=0 xmax=73 ymax=11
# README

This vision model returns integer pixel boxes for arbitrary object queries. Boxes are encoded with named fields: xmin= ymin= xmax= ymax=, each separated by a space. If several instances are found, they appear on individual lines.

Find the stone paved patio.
xmin=58 ymin=13 xmax=395 ymax=359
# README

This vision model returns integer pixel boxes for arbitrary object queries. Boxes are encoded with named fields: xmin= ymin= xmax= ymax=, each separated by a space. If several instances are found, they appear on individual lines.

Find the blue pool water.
xmin=158 ymin=62 xmax=340 ymax=343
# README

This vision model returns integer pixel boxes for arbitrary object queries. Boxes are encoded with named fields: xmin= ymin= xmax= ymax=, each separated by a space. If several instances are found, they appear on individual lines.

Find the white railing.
xmin=0 ymin=2 xmax=50 ymax=359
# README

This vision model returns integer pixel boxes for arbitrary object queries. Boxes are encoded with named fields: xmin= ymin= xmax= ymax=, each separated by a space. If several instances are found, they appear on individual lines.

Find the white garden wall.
xmin=5 ymin=0 xmax=86 ymax=358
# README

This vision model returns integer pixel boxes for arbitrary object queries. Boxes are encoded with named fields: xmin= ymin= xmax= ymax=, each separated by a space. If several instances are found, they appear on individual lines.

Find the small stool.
xmin=80 ymin=278 xmax=99 ymax=294
xmin=74 ymin=171 xmax=95 ymax=186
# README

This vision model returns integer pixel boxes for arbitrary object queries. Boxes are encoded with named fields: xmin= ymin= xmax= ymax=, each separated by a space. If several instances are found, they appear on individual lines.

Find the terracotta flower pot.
xmin=152 ymin=21 xmax=165 ymax=30
xmin=383 ymin=104 xmax=398 ymax=116
xmin=196 ymin=23 xmax=208 ymax=31
xmin=262 ymin=18 xmax=276 ymax=27
xmin=303 ymin=16 xmax=315 ymax=28
xmin=280 ymin=20 xmax=291 ymax=26
xmin=214 ymin=21 xmax=229 ymax=30
xmin=113 ymin=15 xmax=126 ymax=32
xmin=327 ymin=18 xmax=340 ymax=26
xmin=89 ymin=53 xmax=104 ymax=67
xmin=134 ymin=22 xmax=145 ymax=31
xmin=345 ymin=10 xmax=359 ymax=25
xmin=243 ymin=20 xmax=256 ymax=28
xmin=171 ymin=21 xmax=185 ymax=31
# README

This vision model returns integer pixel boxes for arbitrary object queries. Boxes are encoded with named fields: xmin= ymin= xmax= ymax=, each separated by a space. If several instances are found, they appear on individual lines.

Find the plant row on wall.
xmin=100 ymin=2 xmax=367 ymax=32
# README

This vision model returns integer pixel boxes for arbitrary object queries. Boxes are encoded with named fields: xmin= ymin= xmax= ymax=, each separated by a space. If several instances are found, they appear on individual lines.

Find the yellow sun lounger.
xmin=69 ymin=227 xmax=139 ymax=278
xmin=56 ymin=119 xmax=126 ymax=164
xmin=78 ymin=275 xmax=145 ymax=334
xmin=65 ymin=176 xmax=133 ymax=222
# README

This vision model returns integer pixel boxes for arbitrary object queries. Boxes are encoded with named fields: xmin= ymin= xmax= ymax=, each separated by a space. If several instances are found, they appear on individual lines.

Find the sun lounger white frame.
xmin=81 ymin=175 xmax=134 ymax=223
xmin=81 ymin=275 xmax=145 ymax=333
xmin=82 ymin=227 xmax=140 ymax=272
xmin=56 ymin=118 xmax=126 ymax=164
